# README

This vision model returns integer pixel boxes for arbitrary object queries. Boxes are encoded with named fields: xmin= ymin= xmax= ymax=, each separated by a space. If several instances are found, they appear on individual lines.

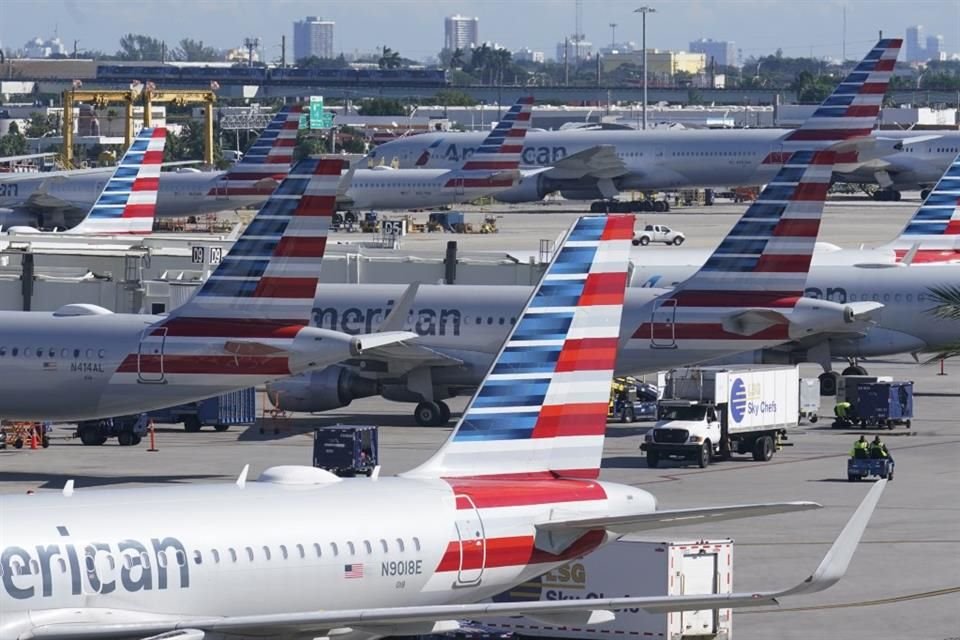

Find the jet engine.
xmin=265 ymin=367 xmax=378 ymax=412
xmin=787 ymin=298 xmax=882 ymax=338
xmin=493 ymin=173 xmax=551 ymax=203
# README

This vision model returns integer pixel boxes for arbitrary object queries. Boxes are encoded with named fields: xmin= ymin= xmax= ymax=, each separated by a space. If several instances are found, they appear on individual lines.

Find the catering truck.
xmin=641 ymin=365 xmax=799 ymax=468
xmin=482 ymin=538 xmax=733 ymax=640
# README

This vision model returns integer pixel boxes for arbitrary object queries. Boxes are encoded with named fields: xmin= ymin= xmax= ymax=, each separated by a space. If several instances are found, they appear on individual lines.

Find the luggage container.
xmin=799 ymin=378 xmax=820 ymax=423
xmin=852 ymin=381 xmax=913 ymax=429
xmin=312 ymin=425 xmax=379 ymax=477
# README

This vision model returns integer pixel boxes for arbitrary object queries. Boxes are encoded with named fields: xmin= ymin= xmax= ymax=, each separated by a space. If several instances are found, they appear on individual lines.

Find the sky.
xmin=2 ymin=0 xmax=958 ymax=63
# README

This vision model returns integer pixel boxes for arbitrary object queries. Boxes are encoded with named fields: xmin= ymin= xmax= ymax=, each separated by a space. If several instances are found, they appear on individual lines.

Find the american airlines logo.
xmin=1 ymin=528 xmax=189 ymax=600
xmin=438 ymin=143 xmax=569 ymax=166
xmin=313 ymin=303 xmax=462 ymax=337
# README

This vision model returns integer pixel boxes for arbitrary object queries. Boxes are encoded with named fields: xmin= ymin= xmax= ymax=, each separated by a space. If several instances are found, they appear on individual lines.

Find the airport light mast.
xmin=634 ymin=5 xmax=656 ymax=130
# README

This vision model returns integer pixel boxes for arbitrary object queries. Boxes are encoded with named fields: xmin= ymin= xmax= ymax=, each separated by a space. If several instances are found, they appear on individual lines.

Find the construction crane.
xmin=143 ymin=87 xmax=217 ymax=165
xmin=60 ymin=88 xmax=138 ymax=167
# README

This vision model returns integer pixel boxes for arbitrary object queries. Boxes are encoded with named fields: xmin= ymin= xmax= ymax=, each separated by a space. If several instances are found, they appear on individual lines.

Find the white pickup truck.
xmin=632 ymin=224 xmax=685 ymax=246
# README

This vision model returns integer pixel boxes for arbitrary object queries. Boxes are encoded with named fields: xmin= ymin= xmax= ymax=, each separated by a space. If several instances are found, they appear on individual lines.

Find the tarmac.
xmin=2 ymin=193 xmax=959 ymax=640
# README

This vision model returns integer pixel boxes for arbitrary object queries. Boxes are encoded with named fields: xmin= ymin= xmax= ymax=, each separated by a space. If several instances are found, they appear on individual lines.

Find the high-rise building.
xmin=926 ymin=34 xmax=945 ymax=62
xmin=688 ymin=38 xmax=735 ymax=67
xmin=905 ymin=25 xmax=925 ymax=62
xmin=293 ymin=16 xmax=335 ymax=61
xmin=556 ymin=37 xmax=593 ymax=62
xmin=444 ymin=15 xmax=479 ymax=52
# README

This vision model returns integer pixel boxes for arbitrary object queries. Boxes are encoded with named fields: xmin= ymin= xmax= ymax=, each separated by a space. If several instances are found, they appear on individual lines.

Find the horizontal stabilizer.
xmin=537 ymin=501 xmax=820 ymax=536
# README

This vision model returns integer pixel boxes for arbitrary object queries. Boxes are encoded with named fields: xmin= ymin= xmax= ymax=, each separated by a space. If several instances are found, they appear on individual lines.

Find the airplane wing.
xmin=529 ymin=145 xmax=627 ymax=180
xmin=0 ymin=151 xmax=57 ymax=163
xmin=24 ymin=481 xmax=885 ymax=640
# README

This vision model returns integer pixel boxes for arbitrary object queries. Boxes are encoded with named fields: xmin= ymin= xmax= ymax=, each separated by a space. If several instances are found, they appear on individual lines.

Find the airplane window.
xmin=228 ymin=548 xmax=237 ymax=563
xmin=86 ymin=349 xmax=94 ymax=358
xmin=211 ymin=549 xmax=220 ymax=563
xmin=364 ymin=540 xmax=372 ymax=554
xmin=330 ymin=542 xmax=339 ymax=556
xmin=73 ymin=349 xmax=80 ymax=358
xmin=280 ymin=545 xmax=289 ymax=560
xmin=22 ymin=347 xmax=29 ymax=358
xmin=193 ymin=550 xmax=203 ymax=565
xmin=0 ymin=348 xmax=5 ymax=357
xmin=487 ymin=317 xmax=493 ymax=325
xmin=314 ymin=543 xmax=323 ymax=558
xmin=347 ymin=542 xmax=356 ymax=555
xmin=245 ymin=547 xmax=254 ymax=562
xmin=60 ymin=348 xmax=69 ymax=358
xmin=907 ymin=294 xmax=913 ymax=302
xmin=498 ymin=317 xmax=504 ymax=325
xmin=262 ymin=546 xmax=272 ymax=561
xmin=894 ymin=294 xmax=901 ymax=302
xmin=883 ymin=294 xmax=890 ymax=302
xmin=380 ymin=539 xmax=388 ymax=552
xmin=157 ymin=551 xmax=168 ymax=569
xmin=873 ymin=294 xmax=880 ymax=301
xmin=396 ymin=538 xmax=405 ymax=552
xmin=36 ymin=348 xmax=43 ymax=358
xmin=48 ymin=348 xmax=56 ymax=358
xmin=413 ymin=537 xmax=421 ymax=551
xmin=98 ymin=349 xmax=106 ymax=358
xmin=510 ymin=317 xmax=516 ymax=325
xmin=476 ymin=317 xmax=482 ymax=324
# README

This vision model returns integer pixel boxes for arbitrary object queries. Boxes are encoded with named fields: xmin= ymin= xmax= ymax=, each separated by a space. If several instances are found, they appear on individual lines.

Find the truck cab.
xmin=642 ymin=400 xmax=722 ymax=468
xmin=632 ymin=224 xmax=685 ymax=246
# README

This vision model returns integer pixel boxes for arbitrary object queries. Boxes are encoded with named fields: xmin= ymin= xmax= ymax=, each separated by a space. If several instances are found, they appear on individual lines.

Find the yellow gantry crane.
xmin=61 ymin=86 xmax=217 ymax=167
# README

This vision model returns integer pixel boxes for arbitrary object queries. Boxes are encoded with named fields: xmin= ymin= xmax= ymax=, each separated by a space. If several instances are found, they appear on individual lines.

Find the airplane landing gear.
xmin=842 ymin=364 xmax=868 ymax=376
xmin=872 ymin=189 xmax=901 ymax=202
xmin=414 ymin=400 xmax=451 ymax=427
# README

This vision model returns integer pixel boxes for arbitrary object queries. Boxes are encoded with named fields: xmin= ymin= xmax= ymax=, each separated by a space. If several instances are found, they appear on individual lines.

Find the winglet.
xmin=378 ymin=283 xmax=421 ymax=333
xmin=776 ymin=479 xmax=886 ymax=598
xmin=236 ymin=464 xmax=250 ymax=488
xmin=62 ymin=479 xmax=75 ymax=497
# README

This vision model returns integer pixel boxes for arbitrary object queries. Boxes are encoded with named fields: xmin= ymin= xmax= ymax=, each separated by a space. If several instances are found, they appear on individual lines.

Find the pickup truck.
xmin=632 ymin=224 xmax=685 ymax=246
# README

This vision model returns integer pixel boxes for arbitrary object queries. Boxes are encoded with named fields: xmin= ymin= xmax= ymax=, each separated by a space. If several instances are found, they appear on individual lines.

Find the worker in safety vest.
xmin=870 ymin=436 xmax=890 ymax=460
xmin=850 ymin=435 xmax=869 ymax=459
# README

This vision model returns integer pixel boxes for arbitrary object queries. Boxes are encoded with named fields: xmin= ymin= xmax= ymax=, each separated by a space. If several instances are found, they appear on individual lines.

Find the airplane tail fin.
xmin=783 ymin=38 xmax=902 ymax=145
xmin=884 ymin=152 xmax=960 ymax=262
xmin=445 ymin=96 xmax=533 ymax=187
xmin=161 ymin=156 xmax=339 ymax=330
xmin=216 ymin=105 xmax=303 ymax=195
xmin=65 ymin=127 xmax=166 ymax=235
xmin=407 ymin=214 xmax=634 ymax=480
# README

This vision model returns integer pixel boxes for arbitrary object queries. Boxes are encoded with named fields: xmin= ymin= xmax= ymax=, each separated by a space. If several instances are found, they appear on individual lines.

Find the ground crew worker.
xmin=835 ymin=401 xmax=851 ymax=419
xmin=851 ymin=435 xmax=869 ymax=459
xmin=870 ymin=436 xmax=890 ymax=460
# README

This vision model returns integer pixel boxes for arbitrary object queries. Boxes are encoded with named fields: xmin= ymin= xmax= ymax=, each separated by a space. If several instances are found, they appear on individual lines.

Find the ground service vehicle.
xmin=642 ymin=365 xmax=799 ymax=468
xmin=149 ymin=388 xmax=256 ymax=432
xmin=312 ymin=425 xmax=379 ymax=477
xmin=799 ymin=378 xmax=821 ymax=423
xmin=76 ymin=415 xmax=149 ymax=447
xmin=848 ymin=457 xmax=895 ymax=482
xmin=612 ymin=380 xmax=659 ymax=422
xmin=483 ymin=538 xmax=734 ymax=640
xmin=632 ymin=224 xmax=685 ymax=246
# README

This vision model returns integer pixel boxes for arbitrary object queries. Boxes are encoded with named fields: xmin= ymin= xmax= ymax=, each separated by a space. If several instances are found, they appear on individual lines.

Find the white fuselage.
xmin=0 ymin=471 xmax=652 ymax=640
xmin=0 ymin=311 xmax=354 ymax=421
xmin=343 ymin=168 xmax=512 ymax=210
xmin=372 ymin=129 xmax=960 ymax=197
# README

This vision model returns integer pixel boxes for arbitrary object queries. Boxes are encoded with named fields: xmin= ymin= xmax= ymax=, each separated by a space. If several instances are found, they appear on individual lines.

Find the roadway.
xmin=1 ymin=193 xmax=958 ymax=640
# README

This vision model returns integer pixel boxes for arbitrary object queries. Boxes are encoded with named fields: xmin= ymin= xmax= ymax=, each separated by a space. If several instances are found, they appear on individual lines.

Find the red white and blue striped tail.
xmin=161 ymin=157 xmax=339 ymax=330
xmin=670 ymin=149 xmax=836 ymax=303
xmin=408 ymin=214 xmax=635 ymax=480
xmin=212 ymin=105 xmax=302 ymax=196
xmin=65 ymin=127 xmax=166 ymax=235
xmin=783 ymin=38 xmax=901 ymax=145
xmin=444 ymin=96 xmax=533 ymax=189
xmin=886 ymin=151 xmax=960 ymax=263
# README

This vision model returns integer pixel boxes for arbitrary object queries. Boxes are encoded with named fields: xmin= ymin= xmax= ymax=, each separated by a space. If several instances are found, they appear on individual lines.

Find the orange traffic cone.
xmin=147 ymin=420 xmax=158 ymax=452
xmin=30 ymin=425 xmax=38 ymax=450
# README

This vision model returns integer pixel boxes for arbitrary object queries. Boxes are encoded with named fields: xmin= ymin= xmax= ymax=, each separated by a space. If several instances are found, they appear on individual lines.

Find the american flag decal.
xmin=344 ymin=563 xmax=364 ymax=579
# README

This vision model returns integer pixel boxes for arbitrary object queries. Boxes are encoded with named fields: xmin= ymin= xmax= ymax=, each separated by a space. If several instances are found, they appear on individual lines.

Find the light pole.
xmin=634 ymin=6 xmax=656 ymax=130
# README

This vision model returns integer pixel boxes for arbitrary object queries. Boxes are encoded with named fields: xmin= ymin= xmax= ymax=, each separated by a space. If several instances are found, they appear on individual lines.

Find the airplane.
xmin=0 ymin=106 xmax=303 ymax=230
xmin=2 ymin=127 xmax=167 ymax=235
xmin=367 ymin=41 xmax=960 ymax=205
xmin=0 ymin=214 xmax=887 ymax=640
xmin=338 ymin=97 xmax=534 ymax=211
xmin=0 ymin=156 xmax=414 ymax=422
xmin=267 ymin=38 xmax=902 ymax=425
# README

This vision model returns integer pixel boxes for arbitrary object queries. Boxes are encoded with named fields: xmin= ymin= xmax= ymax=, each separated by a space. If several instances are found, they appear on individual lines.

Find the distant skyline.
xmin=2 ymin=0 xmax=958 ymax=63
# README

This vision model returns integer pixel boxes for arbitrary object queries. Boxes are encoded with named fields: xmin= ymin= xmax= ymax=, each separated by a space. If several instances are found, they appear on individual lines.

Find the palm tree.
xmin=378 ymin=46 xmax=402 ymax=70
xmin=923 ymin=284 xmax=960 ymax=362
xmin=493 ymin=48 xmax=513 ymax=85
xmin=469 ymin=43 xmax=493 ymax=83
xmin=449 ymin=48 xmax=465 ymax=70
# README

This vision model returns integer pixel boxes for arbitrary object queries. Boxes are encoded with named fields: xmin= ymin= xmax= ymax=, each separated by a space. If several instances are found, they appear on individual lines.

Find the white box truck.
xmin=641 ymin=365 xmax=799 ymax=468
xmin=481 ymin=538 xmax=733 ymax=640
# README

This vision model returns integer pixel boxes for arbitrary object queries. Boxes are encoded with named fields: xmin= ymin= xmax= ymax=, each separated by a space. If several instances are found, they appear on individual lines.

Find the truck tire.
xmin=184 ymin=416 xmax=203 ymax=433
xmin=79 ymin=425 xmax=107 ymax=446
xmin=621 ymin=407 xmax=635 ymax=423
xmin=697 ymin=442 xmax=711 ymax=468
xmin=752 ymin=436 xmax=774 ymax=461
xmin=214 ymin=424 xmax=230 ymax=432
xmin=639 ymin=236 xmax=650 ymax=246
xmin=673 ymin=236 xmax=684 ymax=246
xmin=646 ymin=450 xmax=660 ymax=468
xmin=117 ymin=431 xmax=134 ymax=446
xmin=887 ymin=470 xmax=894 ymax=482
xmin=631 ymin=239 xmax=641 ymax=246
xmin=14 ymin=438 xmax=23 ymax=449
xmin=131 ymin=435 xmax=142 ymax=446
xmin=809 ymin=414 xmax=818 ymax=424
